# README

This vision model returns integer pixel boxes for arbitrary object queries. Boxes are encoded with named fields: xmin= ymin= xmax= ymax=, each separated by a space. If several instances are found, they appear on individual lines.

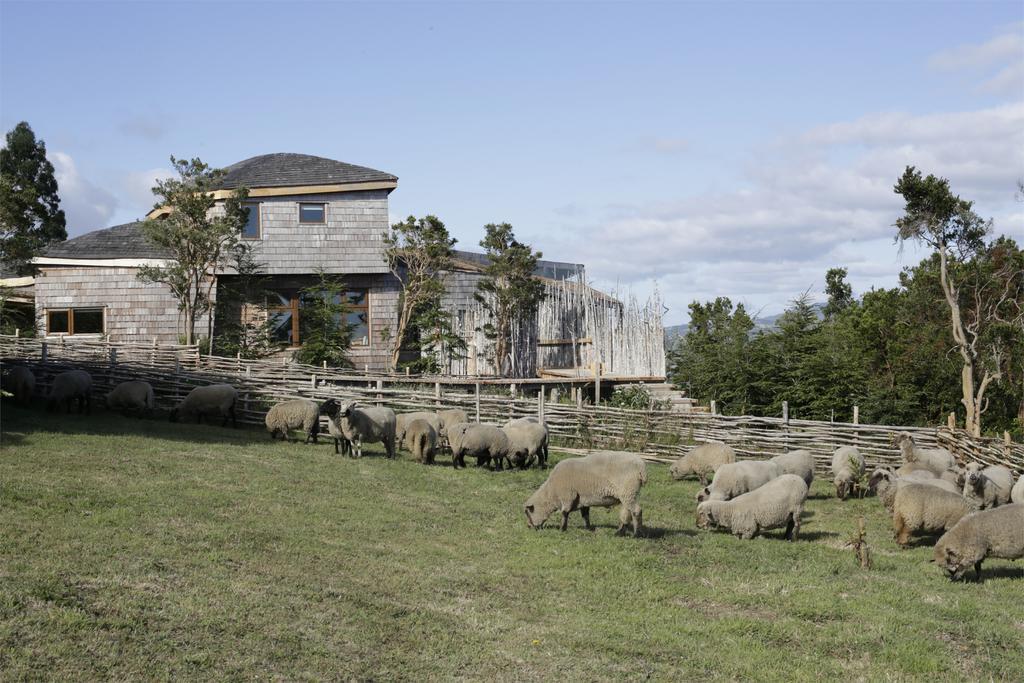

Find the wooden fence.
xmin=3 ymin=335 xmax=1022 ymax=475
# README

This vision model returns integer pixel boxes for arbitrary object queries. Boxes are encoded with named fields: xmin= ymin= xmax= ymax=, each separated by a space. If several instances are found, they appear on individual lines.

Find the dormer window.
xmin=242 ymin=202 xmax=261 ymax=239
xmin=299 ymin=202 xmax=326 ymax=224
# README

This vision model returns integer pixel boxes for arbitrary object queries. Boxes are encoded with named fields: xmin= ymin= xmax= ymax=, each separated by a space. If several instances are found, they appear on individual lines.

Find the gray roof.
xmin=43 ymin=222 xmax=171 ymax=259
xmin=452 ymin=249 xmax=584 ymax=281
xmin=217 ymin=153 xmax=397 ymax=190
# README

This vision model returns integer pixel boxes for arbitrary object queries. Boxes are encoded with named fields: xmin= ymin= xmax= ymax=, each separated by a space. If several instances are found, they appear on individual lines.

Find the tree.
xmin=383 ymin=215 xmax=463 ymax=372
xmin=823 ymin=267 xmax=853 ymax=319
xmin=893 ymin=166 xmax=1017 ymax=436
xmin=0 ymin=122 xmax=66 ymax=274
xmin=292 ymin=269 xmax=356 ymax=368
xmin=474 ymin=223 xmax=546 ymax=377
xmin=136 ymin=157 xmax=248 ymax=345
xmin=212 ymin=241 xmax=280 ymax=359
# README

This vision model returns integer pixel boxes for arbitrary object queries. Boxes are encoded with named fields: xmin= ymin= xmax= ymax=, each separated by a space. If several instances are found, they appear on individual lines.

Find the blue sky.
xmin=2 ymin=1 xmax=1022 ymax=324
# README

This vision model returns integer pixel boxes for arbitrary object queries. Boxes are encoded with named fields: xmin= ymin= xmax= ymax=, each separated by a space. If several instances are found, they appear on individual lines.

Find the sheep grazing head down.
xmin=696 ymin=486 xmax=712 ymax=503
xmin=695 ymin=503 xmax=717 ymax=530
xmin=935 ymin=545 xmax=971 ymax=582
xmin=523 ymin=492 xmax=557 ymax=530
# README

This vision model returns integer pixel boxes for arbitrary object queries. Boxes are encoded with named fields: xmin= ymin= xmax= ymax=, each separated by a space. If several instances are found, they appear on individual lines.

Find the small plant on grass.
xmin=844 ymin=516 xmax=871 ymax=569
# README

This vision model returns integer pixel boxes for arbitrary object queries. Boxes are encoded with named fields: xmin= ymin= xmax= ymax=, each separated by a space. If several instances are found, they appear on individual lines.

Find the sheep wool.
xmin=502 ymin=420 xmax=549 ymax=469
xmin=696 ymin=460 xmax=782 ymax=503
xmin=436 ymin=409 xmax=469 ymax=437
xmin=934 ymin=504 xmax=1024 ymax=581
xmin=770 ymin=450 xmax=815 ymax=487
xmin=894 ymin=432 xmax=956 ymax=477
xmin=396 ymin=411 xmax=443 ymax=445
xmin=46 ymin=369 xmax=93 ymax=414
xmin=524 ymin=451 xmax=647 ymax=536
xmin=106 ymin=380 xmax=156 ymax=416
xmin=831 ymin=446 xmax=865 ymax=500
xmin=265 ymin=399 xmax=320 ymax=444
xmin=892 ymin=483 xmax=973 ymax=547
xmin=1012 ymin=475 xmax=1024 ymax=505
xmin=404 ymin=419 xmax=438 ymax=464
xmin=669 ymin=442 xmax=737 ymax=486
xmin=696 ymin=474 xmax=808 ymax=541
xmin=450 ymin=423 xmax=510 ymax=470
xmin=319 ymin=399 xmax=396 ymax=458
xmin=3 ymin=365 xmax=35 ymax=405
xmin=962 ymin=463 xmax=1014 ymax=510
xmin=170 ymin=384 xmax=238 ymax=427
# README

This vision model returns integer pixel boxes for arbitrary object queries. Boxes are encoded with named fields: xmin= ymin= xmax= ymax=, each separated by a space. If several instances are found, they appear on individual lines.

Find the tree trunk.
xmin=938 ymin=243 xmax=982 ymax=436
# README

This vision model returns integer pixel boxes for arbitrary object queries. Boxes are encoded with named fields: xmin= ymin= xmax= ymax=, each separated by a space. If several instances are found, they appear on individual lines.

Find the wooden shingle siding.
xmin=34 ymin=266 xmax=207 ymax=344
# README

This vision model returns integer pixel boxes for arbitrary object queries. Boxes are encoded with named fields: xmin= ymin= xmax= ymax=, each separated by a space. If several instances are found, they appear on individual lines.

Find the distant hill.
xmin=664 ymin=304 xmax=825 ymax=345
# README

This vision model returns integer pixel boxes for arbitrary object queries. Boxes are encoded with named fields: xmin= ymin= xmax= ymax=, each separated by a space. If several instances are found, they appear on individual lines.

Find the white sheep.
xmin=106 ymin=380 xmax=156 ymax=416
xmin=696 ymin=474 xmax=809 ymax=541
xmin=396 ymin=411 xmax=443 ymax=446
xmin=3 ymin=365 xmax=36 ymax=405
xmin=319 ymin=399 xmax=396 ymax=458
xmin=934 ymin=504 xmax=1024 ymax=581
xmin=46 ymin=369 xmax=93 ymax=414
xmin=264 ymin=399 xmax=320 ymax=444
xmin=524 ymin=450 xmax=648 ymax=536
xmin=170 ymin=384 xmax=238 ymax=427
xmin=436 ymin=408 xmax=469 ymax=437
xmin=669 ymin=442 xmax=737 ymax=486
xmin=961 ymin=462 xmax=1014 ymax=510
xmin=1012 ymin=475 xmax=1024 ymax=505
xmin=893 ymin=432 xmax=956 ymax=476
xmin=892 ymin=483 xmax=973 ymax=547
xmin=831 ymin=446 xmax=866 ymax=500
xmin=696 ymin=460 xmax=782 ymax=503
xmin=404 ymin=418 xmax=438 ymax=464
xmin=868 ymin=468 xmax=961 ymax=513
xmin=769 ymin=450 xmax=815 ymax=487
xmin=450 ymin=423 xmax=510 ymax=470
xmin=502 ymin=419 xmax=549 ymax=469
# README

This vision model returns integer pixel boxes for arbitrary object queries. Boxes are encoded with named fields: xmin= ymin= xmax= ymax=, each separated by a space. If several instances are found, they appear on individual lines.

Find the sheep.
xmin=696 ymin=474 xmax=809 ymax=541
xmin=502 ymin=419 xmax=549 ymax=469
xmin=449 ymin=423 xmax=510 ymax=470
xmin=669 ymin=442 xmax=737 ymax=486
xmin=895 ymin=462 xmax=938 ymax=479
xmin=46 ymin=369 xmax=93 ymax=414
xmin=831 ymin=446 xmax=866 ymax=500
xmin=868 ymin=468 xmax=961 ymax=513
xmin=523 ymin=450 xmax=647 ymax=536
xmin=695 ymin=460 xmax=782 ymax=503
xmin=396 ymin=411 xmax=443 ymax=447
xmin=1013 ymin=475 xmax=1024 ymax=505
xmin=891 ymin=483 xmax=974 ymax=547
xmin=961 ymin=462 xmax=1014 ymax=510
xmin=319 ymin=399 xmax=396 ymax=459
xmin=404 ymin=418 xmax=438 ymax=464
xmin=105 ymin=380 xmax=156 ymax=417
xmin=264 ymin=399 xmax=320 ymax=444
xmin=933 ymin=504 xmax=1024 ymax=581
xmin=3 ymin=365 xmax=35 ymax=405
xmin=769 ymin=450 xmax=815 ymax=487
xmin=436 ymin=408 xmax=469 ymax=437
xmin=170 ymin=384 xmax=237 ymax=427
xmin=893 ymin=432 xmax=957 ymax=477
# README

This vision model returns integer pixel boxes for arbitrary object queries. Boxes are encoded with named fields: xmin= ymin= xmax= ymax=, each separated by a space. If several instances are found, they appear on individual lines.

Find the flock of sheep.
xmin=4 ymin=365 xmax=1024 ymax=582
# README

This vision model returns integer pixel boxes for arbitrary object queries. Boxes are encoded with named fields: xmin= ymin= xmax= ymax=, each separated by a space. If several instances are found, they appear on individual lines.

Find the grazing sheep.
xmin=319 ymin=399 xmax=396 ymax=458
xmin=696 ymin=474 xmax=809 ymax=541
xmin=396 ymin=411 xmax=443 ymax=446
xmin=669 ymin=442 xmax=737 ymax=486
xmin=894 ymin=432 xmax=957 ymax=476
xmin=170 ymin=384 xmax=237 ymax=427
xmin=895 ymin=462 xmax=938 ymax=479
xmin=46 ymin=369 xmax=93 ymax=414
xmin=1012 ymin=475 xmax=1024 ymax=505
xmin=436 ymin=409 xmax=469 ymax=437
xmin=831 ymin=446 xmax=866 ymax=500
xmin=502 ymin=419 xmax=549 ymax=469
xmin=934 ymin=504 xmax=1024 ymax=581
xmin=3 ymin=365 xmax=35 ymax=405
xmin=404 ymin=418 xmax=438 ymax=464
xmin=869 ymin=468 xmax=961 ymax=513
xmin=962 ymin=463 xmax=1014 ymax=510
xmin=450 ymin=423 xmax=510 ymax=469
xmin=524 ymin=451 xmax=647 ymax=536
xmin=770 ymin=450 xmax=815 ymax=487
xmin=264 ymin=399 xmax=320 ymax=444
xmin=696 ymin=460 xmax=782 ymax=503
xmin=106 ymin=380 xmax=156 ymax=417
xmin=892 ymin=483 xmax=974 ymax=547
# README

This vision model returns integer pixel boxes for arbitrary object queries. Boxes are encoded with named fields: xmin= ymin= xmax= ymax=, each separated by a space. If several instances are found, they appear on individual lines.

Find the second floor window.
xmin=299 ymin=203 xmax=326 ymax=224
xmin=242 ymin=203 xmax=261 ymax=239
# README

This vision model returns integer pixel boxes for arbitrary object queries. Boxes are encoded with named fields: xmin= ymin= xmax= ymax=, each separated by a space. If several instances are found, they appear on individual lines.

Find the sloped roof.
xmin=43 ymin=222 xmax=171 ymax=259
xmin=217 ymin=153 xmax=397 ymax=190
xmin=452 ymin=249 xmax=584 ymax=281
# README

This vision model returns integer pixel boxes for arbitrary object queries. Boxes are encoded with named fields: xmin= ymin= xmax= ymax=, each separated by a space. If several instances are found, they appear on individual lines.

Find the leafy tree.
xmin=823 ymin=267 xmax=853 ymax=319
xmin=212 ymin=241 xmax=280 ymax=359
xmin=0 ymin=122 xmax=66 ymax=274
xmin=474 ymin=223 xmax=546 ymax=377
xmin=893 ymin=166 xmax=1019 ymax=436
xmin=293 ymin=269 xmax=355 ymax=368
xmin=383 ymin=215 xmax=464 ymax=372
xmin=137 ymin=157 xmax=248 ymax=345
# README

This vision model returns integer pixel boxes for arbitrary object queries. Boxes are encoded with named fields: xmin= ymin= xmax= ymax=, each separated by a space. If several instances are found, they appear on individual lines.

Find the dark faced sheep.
xmin=3 ymin=365 xmax=35 ymax=405
xmin=320 ymin=399 xmax=396 ymax=458
xmin=934 ymin=504 xmax=1024 ymax=581
xmin=46 ymin=369 xmax=93 ymax=414
xmin=170 ymin=384 xmax=237 ymax=427
xmin=106 ymin=380 xmax=156 ymax=417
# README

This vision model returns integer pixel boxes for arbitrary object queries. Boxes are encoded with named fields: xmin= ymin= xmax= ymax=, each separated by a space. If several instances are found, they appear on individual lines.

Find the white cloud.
xmin=927 ymin=23 xmax=1024 ymax=97
xmin=52 ymin=152 xmax=117 ymax=236
xmin=122 ymin=167 xmax=176 ymax=214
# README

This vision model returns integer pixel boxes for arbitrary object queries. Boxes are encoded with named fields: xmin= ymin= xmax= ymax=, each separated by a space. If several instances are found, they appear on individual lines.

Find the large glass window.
xmin=263 ymin=288 xmax=368 ymax=347
xmin=299 ymin=203 xmax=326 ymax=224
xmin=242 ymin=203 xmax=261 ymax=239
xmin=46 ymin=308 xmax=104 ymax=335
xmin=346 ymin=290 xmax=369 ymax=346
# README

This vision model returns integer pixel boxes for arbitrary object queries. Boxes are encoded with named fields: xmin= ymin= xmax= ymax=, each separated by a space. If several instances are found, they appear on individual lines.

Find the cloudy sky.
xmin=2 ymin=1 xmax=1021 ymax=324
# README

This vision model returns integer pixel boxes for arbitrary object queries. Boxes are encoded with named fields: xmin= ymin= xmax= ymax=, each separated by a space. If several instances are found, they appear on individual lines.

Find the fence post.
xmin=311 ymin=374 xmax=317 ymax=390
xmin=475 ymin=382 xmax=481 ymax=423
xmin=853 ymin=405 xmax=859 ymax=425
xmin=710 ymin=400 xmax=716 ymax=416
xmin=576 ymin=385 xmax=583 ymax=409
xmin=782 ymin=400 xmax=790 ymax=451
xmin=434 ymin=381 xmax=441 ymax=408
xmin=14 ymin=328 xmax=19 ymax=337
xmin=593 ymin=361 xmax=601 ymax=406
xmin=109 ymin=348 xmax=117 ymax=366
xmin=948 ymin=412 xmax=956 ymax=430
xmin=538 ymin=385 xmax=545 ymax=421
xmin=376 ymin=379 xmax=383 ymax=406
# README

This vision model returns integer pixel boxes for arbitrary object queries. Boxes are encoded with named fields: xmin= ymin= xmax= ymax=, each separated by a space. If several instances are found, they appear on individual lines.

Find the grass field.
xmin=1 ymin=404 xmax=1022 ymax=681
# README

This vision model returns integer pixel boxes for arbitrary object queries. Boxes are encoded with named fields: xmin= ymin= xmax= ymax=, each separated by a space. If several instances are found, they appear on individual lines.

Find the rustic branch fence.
xmin=3 ymin=335 xmax=1022 ymax=475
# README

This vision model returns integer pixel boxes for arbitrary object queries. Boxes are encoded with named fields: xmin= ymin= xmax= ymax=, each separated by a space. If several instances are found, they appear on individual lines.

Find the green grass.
xmin=1 ymin=404 xmax=1021 ymax=681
